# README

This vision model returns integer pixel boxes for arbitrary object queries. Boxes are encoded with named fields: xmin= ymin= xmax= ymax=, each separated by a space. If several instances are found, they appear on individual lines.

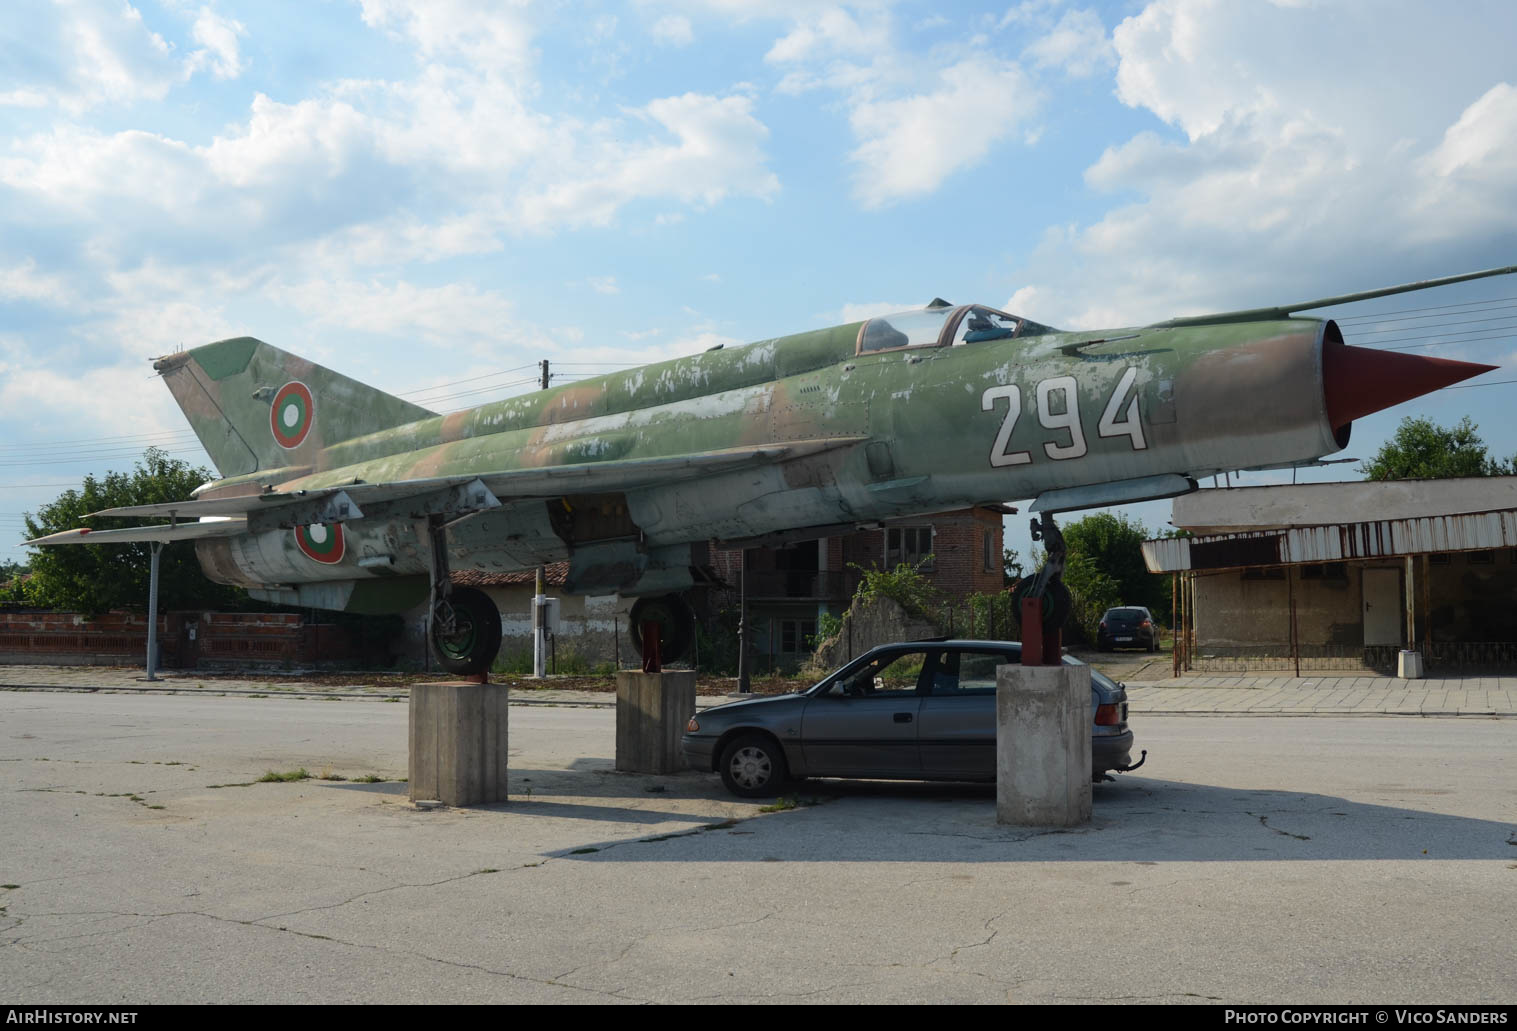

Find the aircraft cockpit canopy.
xmin=856 ymin=304 xmax=1026 ymax=355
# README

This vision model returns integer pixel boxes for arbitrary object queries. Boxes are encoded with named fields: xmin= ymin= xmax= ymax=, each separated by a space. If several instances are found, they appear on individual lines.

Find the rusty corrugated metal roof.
xmin=1143 ymin=508 xmax=1517 ymax=572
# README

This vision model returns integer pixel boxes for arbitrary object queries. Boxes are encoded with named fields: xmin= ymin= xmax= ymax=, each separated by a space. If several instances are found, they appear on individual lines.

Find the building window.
xmin=886 ymin=526 xmax=934 ymax=569
xmin=1301 ymin=562 xmax=1348 ymax=582
xmin=1467 ymin=550 xmax=1495 ymax=564
xmin=983 ymin=532 xmax=995 ymax=573
xmin=1430 ymin=553 xmax=1451 ymax=565
xmin=780 ymin=620 xmax=816 ymax=654
xmin=1242 ymin=567 xmax=1285 ymax=580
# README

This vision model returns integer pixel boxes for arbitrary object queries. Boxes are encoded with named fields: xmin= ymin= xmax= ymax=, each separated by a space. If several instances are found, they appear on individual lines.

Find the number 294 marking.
xmin=980 ymin=367 xmax=1146 ymax=468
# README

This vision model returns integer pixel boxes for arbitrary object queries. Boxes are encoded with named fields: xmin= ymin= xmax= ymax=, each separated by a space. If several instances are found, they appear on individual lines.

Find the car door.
xmin=800 ymin=648 xmax=926 ymax=777
xmin=918 ymin=647 xmax=1009 ymax=779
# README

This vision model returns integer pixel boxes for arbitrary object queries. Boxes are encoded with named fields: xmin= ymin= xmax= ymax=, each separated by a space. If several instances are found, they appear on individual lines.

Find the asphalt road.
xmin=2 ymin=691 xmax=1513 ymax=1004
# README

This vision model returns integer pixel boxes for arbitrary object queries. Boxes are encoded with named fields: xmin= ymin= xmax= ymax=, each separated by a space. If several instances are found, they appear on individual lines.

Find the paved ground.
xmin=4 ymin=663 xmax=1515 ymax=717
xmin=2 ymin=690 xmax=1514 ymax=1004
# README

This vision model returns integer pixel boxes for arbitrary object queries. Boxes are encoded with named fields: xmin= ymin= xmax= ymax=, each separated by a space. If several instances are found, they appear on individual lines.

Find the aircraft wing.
xmin=27 ymin=518 xmax=248 ymax=546
xmin=35 ymin=438 xmax=867 ymax=541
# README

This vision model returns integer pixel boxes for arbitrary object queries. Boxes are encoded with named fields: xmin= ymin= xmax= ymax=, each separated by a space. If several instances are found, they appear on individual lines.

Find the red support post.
xmin=641 ymin=620 xmax=662 ymax=674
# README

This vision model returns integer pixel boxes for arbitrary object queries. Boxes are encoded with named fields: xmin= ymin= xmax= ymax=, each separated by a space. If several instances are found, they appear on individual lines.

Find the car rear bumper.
xmin=1093 ymin=730 xmax=1135 ymax=773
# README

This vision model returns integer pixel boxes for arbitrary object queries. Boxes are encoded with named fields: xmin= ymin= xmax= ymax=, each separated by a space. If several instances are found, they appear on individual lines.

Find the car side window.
xmin=823 ymin=650 xmax=930 ymax=698
xmin=928 ymin=650 xmax=1009 ymax=696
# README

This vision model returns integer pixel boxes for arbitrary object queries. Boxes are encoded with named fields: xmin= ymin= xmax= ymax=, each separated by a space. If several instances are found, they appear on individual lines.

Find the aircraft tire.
xmin=629 ymin=594 xmax=695 ymax=664
xmin=1010 ymin=578 xmax=1073 ymax=631
xmin=431 ymin=587 xmax=503 ymax=676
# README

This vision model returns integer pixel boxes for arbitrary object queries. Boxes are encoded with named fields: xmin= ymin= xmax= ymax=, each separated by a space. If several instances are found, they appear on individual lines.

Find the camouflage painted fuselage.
xmin=159 ymin=304 xmax=1341 ymax=613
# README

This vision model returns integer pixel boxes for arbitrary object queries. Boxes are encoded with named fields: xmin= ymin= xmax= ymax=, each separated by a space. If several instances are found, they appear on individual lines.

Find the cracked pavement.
xmin=1 ymin=690 xmax=1513 ymax=1003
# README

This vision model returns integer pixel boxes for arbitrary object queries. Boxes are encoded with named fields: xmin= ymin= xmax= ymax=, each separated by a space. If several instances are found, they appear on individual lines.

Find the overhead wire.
xmin=1332 ymin=293 xmax=1517 ymax=322
xmin=399 ymin=363 xmax=538 ymax=401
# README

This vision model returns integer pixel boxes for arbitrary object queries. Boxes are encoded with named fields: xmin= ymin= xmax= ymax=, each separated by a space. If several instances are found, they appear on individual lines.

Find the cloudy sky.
xmin=3 ymin=0 xmax=1516 ymax=566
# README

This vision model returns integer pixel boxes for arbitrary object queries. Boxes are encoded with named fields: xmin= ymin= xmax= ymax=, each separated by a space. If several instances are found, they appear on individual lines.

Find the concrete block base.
xmin=409 ymin=682 xmax=508 ymax=806
xmin=616 ymin=670 xmax=697 ymax=774
xmin=996 ymin=663 xmax=1092 ymax=827
xmin=1398 ymin=650 xmax=1425 ymax=679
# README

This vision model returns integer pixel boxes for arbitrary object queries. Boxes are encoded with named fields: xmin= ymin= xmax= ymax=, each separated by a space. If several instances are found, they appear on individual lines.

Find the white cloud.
xmin=0 ymin=259 xmax=76 ymax=307
xmin=187 ymin=6 xmax=246 ymax=80
xmin=588 ymin=276 xmax=620 ymax=294
xmin=1022 ymin=8 xmax=1114 ymax=78
xmin=997 ymin=0 xmax=1064 ymax=30
xmin=0 ymin=73 xmax=777 ymax=267
xmin=270 ymin=277 xmax=522 ymax=347
xmin=513 ymin=92 xmax=779 ymax=230
xmin=754 ymin=3 xmax=1043 ymax=207
xmin=0 ymin=0 xmax=254 ymax=113
xmin=836 ymin=301 xmax=914 ymax=322
xmin=764 ymin=6 xmax=889 ymax=64
xmin=849 ymin=58 xmax=1037 ymax=207
xmin=1004 ymin=0 xmax=1517 ymax=329
xmin=1 ymin=0 xmax=178 ymax=113
xmin=651 ymin=14 xmax=694 ymax=46
xmin=357 ymin=0 xmax=535 ymax=74
xmin=0 ymin=362 xmax=199 ymax=447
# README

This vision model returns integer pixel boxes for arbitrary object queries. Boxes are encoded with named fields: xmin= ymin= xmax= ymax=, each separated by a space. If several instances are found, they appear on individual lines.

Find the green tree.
xmin=1060 ymin=511 xmax=1168 ymax=617
xmin=19 ymin=449 xmax=245 ymax=615
xmin=1361 ymin=416 xmax=1512 ymax=480
xmin=1002 ymin=547 xmax=1023 ymax=586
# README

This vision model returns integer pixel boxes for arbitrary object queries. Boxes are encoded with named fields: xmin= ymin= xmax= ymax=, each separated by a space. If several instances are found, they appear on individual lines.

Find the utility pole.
xmin=533 ymin=359 xmax=550 ymax=679
xmin=737 ymin=549 xmax=750 ymax=693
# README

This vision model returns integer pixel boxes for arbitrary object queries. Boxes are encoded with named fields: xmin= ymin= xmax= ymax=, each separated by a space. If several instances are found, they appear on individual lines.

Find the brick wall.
xmin=0 ymin=610 xmax=360 ymax=668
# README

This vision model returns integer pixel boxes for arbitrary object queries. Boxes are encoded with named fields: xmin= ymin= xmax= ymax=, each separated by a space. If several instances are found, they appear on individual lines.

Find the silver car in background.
xmin=683 ymin=640 xmax=1139 ymax=798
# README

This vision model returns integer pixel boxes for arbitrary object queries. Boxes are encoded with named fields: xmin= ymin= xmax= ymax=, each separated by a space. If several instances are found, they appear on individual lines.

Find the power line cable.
xmin=1333 ymin=293 xmax=1517 ymax=322
xmin=399 ymin=363 xmax=538 ymax=400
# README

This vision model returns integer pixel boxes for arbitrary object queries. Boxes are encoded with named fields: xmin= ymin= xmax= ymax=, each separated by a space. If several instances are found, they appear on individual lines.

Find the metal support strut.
xmin=425 ymin=514 xmax=470 ymax=678
xmin=1020 ymin=513 xmax=1071 ymax=666
xmin=145 ymin=541 xmax=163 ymax=682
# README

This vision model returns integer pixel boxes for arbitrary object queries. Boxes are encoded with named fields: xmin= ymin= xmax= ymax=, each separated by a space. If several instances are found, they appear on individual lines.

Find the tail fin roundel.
xmin=153 ymin=337 xmax=437 ymax=478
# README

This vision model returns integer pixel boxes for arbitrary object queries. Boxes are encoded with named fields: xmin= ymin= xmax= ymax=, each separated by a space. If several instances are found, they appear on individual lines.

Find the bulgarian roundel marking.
xmin=295 ymin=523 xmax=345 ymax=564
xmin=271 ymin=381 xmax=315 ymax=449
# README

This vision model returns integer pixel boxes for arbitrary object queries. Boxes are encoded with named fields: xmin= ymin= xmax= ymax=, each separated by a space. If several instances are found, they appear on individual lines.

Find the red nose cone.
xmin=1324 ymin=342 xmax=1497 ymax=431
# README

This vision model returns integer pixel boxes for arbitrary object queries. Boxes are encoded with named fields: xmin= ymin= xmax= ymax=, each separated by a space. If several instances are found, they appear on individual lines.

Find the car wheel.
xmin=719 ymin=733 xmax=789 ymax=798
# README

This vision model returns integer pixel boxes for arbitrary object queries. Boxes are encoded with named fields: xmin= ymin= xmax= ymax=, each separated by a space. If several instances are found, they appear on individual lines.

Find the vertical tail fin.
xmin=153 ymin=337 xmax=437 ymax=478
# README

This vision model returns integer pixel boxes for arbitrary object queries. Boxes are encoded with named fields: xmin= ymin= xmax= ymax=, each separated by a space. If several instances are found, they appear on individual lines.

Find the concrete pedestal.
xmin=1398 ymin=650 xmax=1425 ymax=679
xmin=409 ymin=682 xmax=509 ymax=806
xmin=616 ymin=670 xmax=697 ymax=774
xmin=995 ymin=663 xmax=1092 ymax=827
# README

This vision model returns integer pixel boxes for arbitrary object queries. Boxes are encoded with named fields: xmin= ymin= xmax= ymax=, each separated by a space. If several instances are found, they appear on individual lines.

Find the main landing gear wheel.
xmin=629 ymin=594 xmax=695 ymax=664
xmin=1010 ymin=577 xmax=1072 ymax=630
xmin=431 ymin=587 xmax=502 ymax=676
xmin=719 ymin=733 xmax=789 ymax=798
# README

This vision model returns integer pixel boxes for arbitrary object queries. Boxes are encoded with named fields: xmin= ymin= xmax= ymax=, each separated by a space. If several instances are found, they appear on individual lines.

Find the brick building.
xmin=709 ymin=506 xmax=1007 ymax=667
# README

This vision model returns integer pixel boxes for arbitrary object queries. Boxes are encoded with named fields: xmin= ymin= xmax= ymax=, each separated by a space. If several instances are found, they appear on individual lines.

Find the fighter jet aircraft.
xmin=30 ymin=265 xmax=1510 ymax=673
